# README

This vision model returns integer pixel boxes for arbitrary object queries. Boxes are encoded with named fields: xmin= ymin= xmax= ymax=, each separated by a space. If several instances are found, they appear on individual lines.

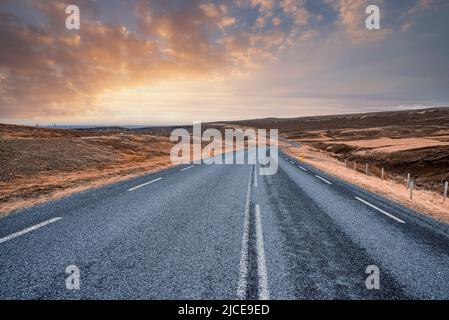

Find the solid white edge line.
xmin=315 ymin=175 xmax=332 ymax=185
xmin=180 ymin=165 xmax=194 ymax=172
xmin=255 ymin=204 xmax=270 ymax=300
xmin=355 ymin=197 xmax=406 ymax=224
xmin=0 ymin=217 xmax=62 ymax=244
xmin=237 ymin=165 xmax=253 ymax=299
xmin=128 ymin=177 xmax=162 ymax=192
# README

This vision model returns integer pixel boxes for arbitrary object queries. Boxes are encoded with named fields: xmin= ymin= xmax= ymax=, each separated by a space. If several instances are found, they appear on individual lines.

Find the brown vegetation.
xmin=226 ymin=107 xmax=449 ymax=189
xmin=283 ymin=144 xmax=449 ymax=224
xmin=0 ymin=124 xmax=174 ymax=215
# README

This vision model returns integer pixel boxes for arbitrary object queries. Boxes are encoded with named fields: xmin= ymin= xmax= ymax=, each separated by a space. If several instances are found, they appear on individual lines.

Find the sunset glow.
xmin=1 ymin=0 xmax=448 ymax=125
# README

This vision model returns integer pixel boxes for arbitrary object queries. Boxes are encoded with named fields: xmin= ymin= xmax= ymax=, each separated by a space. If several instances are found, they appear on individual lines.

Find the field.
xmin=1 ymin=107 xmax=448 ymax=217
xmin=0 ymin=123 xmax=243 ymax=215
xmin=226 ymin=107 xmax=449 ymax=190
xmin=0 ymin=124 xmax=174 ymax=214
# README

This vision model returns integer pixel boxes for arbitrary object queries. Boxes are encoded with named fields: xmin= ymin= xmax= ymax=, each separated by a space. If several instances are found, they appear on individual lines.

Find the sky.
xmin=0 ymin=0 xmax=448 ymax=126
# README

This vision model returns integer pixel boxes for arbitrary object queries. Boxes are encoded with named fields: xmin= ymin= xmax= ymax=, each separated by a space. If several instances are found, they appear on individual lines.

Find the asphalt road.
xmin=0 ymin=149 xmax=448 ymax=299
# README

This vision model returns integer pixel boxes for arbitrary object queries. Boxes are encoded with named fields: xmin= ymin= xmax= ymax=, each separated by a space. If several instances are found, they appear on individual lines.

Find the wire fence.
xmin=47 ymin=126 xmax=173 ymax=137
xmin=298 ymin=148 xmax=448 ymax=202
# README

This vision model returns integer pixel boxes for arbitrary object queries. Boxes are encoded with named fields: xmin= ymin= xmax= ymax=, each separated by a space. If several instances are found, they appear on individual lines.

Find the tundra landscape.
xmin=1 ymin=0 xmax=449 ymax=305
xmin=1 ymin=107 xmax=448 ymax=222
xmin=0 ymin=125 xmax=174 ymax=214
xmin=229 ymin=107 xmax=449 ymax=188
xmin=228 ymin=108 xmax=449 ymax=222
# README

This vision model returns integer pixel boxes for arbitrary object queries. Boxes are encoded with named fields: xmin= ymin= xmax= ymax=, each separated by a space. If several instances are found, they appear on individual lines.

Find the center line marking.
xmin=180 ymin=165 xmax=194 ymax=172
xmin=298 ymin=165 xmax=307 ymax=171
xmin=355 ymin=197 xmax=406 ymax=224
xmin=255 ymin=204 xmax=270 ymax=300
xmin=315 ymin=175 xmax=332 ymax=185
xmin=128 ymin=177 xmax=162 ymax=192
xmin=253 ymin=165 xmax=258 ymax=187
xmin=0 ymin=217 xmax=62 ymax=244
xmin=237 ymin=165 xmax=253 ymax=300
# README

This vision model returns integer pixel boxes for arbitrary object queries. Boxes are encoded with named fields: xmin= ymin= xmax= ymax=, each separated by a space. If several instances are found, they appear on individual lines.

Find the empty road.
xmin=0 ymin=150 xmax=448 ymax=299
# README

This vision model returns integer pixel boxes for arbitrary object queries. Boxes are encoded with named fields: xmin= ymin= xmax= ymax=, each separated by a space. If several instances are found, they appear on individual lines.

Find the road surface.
xmin=0 ymin=149 xmax=448 ymax=299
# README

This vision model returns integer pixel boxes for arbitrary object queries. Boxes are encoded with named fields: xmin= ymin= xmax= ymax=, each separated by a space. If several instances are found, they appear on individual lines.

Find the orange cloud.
xmin=0 ymin=0 xmax=303 ymax=118
xmin=1 ymin=0 xmax=443 ymax=122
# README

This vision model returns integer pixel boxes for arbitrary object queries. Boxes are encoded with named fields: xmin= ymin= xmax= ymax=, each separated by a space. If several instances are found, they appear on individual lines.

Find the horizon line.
xmin=1 ymin=106 xmax=447 ymax=129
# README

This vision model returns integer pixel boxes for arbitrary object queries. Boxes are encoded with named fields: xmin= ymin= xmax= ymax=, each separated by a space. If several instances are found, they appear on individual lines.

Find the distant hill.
xmin=220 ymin=107 xmax=449 ymax=133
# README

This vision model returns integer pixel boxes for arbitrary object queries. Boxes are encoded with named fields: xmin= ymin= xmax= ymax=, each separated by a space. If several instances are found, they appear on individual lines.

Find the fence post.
xmin=409 ymin=181 xmax=414 ymax=200
xmin=444 ymin=181 xmax=448 ymax=202
xmin=354 ymin=162 xmax=357 ymax=171
xmin=344 ymin=159 xmax=347 ymax=167
xmin=381 ymin=168 xmax=384 ymax=180
xmin=365 ymin=163 xmax=368 ymax=175
xmin=407 ymin=173 xmax=411 ymax=188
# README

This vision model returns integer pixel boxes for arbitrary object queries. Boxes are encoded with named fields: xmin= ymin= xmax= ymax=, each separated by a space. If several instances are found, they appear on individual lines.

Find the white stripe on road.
xmin=128 ymin=177 xmax=162 ymax=192
xmin=355 ymin=197 xmax=406 ymax=224
xmin=298 ymin=165 xmax=307 ymax=171
xmin=255 ymin=204 xmax=270 ymax=300
xmin=180 ymin=165 xmax=194 ymax=172
xmin=253 ymin=165 xmax=258 ymax=187
xmin=289 ymin=161 xmax=295 ymax=164
xmin=315 ymin=175 xmax=332 ymax=185
xmin=237 ymin=166 xmax=253 ymax=300
xmin=0 ymin=217 xmax=62 ymax=244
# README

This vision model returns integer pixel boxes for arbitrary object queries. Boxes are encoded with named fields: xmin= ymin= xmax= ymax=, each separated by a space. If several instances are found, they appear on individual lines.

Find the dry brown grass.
xmin=339 ymin=128 xmax=382 ymax=134
xmin=337 ymin=137 xmax=449 ymax=153
xmin=283 ymin=144 xmax=449 ymax=224
xmin=0 ymin=157 xmax=173 ymax=214
xmin=0 ymin=129 xmax=175 ymax=215
xmin=0 ymin=123 xmax=247 ymax=216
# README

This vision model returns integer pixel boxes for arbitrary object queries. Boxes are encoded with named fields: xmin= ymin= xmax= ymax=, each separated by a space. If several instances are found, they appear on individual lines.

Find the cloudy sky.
xmin=0 ymin=0 xmax=448 ymax=125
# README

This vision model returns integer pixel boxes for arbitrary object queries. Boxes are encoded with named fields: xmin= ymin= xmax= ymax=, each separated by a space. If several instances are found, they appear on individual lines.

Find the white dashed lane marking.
xmin=315 ymin=175 xmax=332 ymax=185
xmin=355 ymin=197 xmax=406 ymax=224
xmin=0 ymin=217 xmax=62 ymax=244
xmin=128 ymin=177 xmax=162 ymax=192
